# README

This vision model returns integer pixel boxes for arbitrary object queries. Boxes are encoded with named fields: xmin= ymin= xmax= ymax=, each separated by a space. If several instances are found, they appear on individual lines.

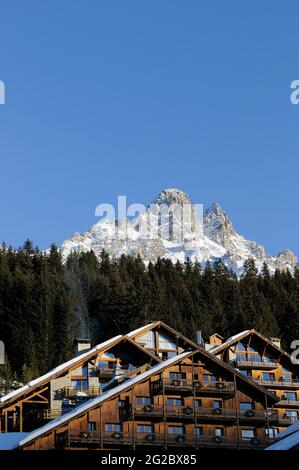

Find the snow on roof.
xmin=0 ymin=433 xmax=29 ymax=450
xmin=210 ymin=330 xmax=250 ymax=354
xmin=18 ymin=351 xmax=191 ymax=448
xmin=126 ymin=322 xmax=157 ymax=338
xmin=0 ymin=334 xmax=122 ymax=404
xmin=277 ymin=419 xmax=299 ymax=439
xmin=265 ymin=430 xmax=299 ymax=450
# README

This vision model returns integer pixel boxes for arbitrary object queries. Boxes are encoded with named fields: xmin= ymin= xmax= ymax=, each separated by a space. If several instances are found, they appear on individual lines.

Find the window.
xmin=88 ymin=422 xmax=96 ymax=431
xmin=137 ymin=425 xmax=154 ymax=433
xmin=262 ymin=372 xmax=275 ymax=382
xmin=168 ymin=426 xmax=184 ymax=435
xmin=284 ymin=392 xmax=297 ymax=401
xmin=239 ymin=369 xmax=252 ymax=377
xmin=240 ymin=402 xmax=254 ymax=410
xmin=194 ymin=399 xmax=202 ymax=408
xmin=202 ymin=374 xmax=217 ymax=382
xmin=82 ymin=363 xmax=88 ymax=376
xmin=236 ymin=353 xmax=247 ymax=362
xmin=282 ymin=373 xmax=292 ymax=382
xmin=236 ymin=343 xmax=246 ymax=351
xmin=285 ymin=411 xmax=298 ymax=421
xmin=71 ymin=379 xmax=88 ymax=389
xmin=248 ymin=346 xmax=256 ymax=353
xmin=166 ymin=398 xmax=182 ymax=407
xmin=194 ymin=427 xmax=203 ymax=436
xmin=169 ymin=372 xmax=186 ymax=380
xmin=263 ymin=356 xmax=273 ymax=364
xmin=105 ymin=423 xmax=122 ymax=432
xmin=213 ymin=400 xmax=222 ymax=409
xmin=158 ymin=333 xmax=177 ymax=350
xmin=266 ymin=428 xmax=279 ymax=439
xmin=249 ymin=354 xmax=261 ymax=363
xmin=214 ymin=428 xmax=224 ymax=437
xmin=241 ymin=429 xmax=255 ymax=440
xmin=136 ymin=331 xmax=155 ymax=349
xmin=136 ymin=396 xmax=152 ymax=405
xmin=118 ymin=400 xmax=125 ymax=408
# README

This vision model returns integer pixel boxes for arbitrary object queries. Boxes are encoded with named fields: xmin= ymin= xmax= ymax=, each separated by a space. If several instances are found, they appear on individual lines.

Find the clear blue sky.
xmin=0 ymin=1 xmax=298 ymax=256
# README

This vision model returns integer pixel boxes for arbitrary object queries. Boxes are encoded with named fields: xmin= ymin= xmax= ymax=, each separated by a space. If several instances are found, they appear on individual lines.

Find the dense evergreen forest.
xmin=1 ymin=240 xmax=299 ymax=394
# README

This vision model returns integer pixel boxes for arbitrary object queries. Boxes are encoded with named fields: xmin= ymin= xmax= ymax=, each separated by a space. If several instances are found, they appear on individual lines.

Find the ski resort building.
xmin=0 ymin=335 xmax=160 ymax=433
xmin=3 ymin=322 xmax=299 ymax=450
xmin=209 ymin=329 xmax=299 ymax=438
xmin=0 ymin=322 xmax=199 ymax=435
xmin=17 ymin=348 xmax=279 ymax=450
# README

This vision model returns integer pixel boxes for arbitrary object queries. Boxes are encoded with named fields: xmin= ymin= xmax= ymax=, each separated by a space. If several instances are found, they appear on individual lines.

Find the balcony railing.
xmin=277 ymin=415 xmax=299 ymax=425
xmin=238 ymin=409 xmax=268 ymax=422
xmin=276 ymin=399 xmax=299 ymax=407
xmin=93 ymin=365 xmax=136 ymax=376
xmin=128 ymin=404 xmax=237 ymax=421
xmin=42 ymin=409 xmax=62 ymax=420
xmin=256 ymin=379 xmax=299 ymax=389
xmin=151 ymin=379 xmax=235 ymax=395
xmin=65 ymin=430 xmax=274 ymax=449
xmin=235 ymin=359 xmax=278 ymax=369
xmin=60 ymin=386 xmax=100 ymax=398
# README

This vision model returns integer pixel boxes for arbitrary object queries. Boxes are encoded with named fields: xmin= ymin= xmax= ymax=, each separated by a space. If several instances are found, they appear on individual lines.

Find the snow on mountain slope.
xmin=60 ymin=188 xmax=297 ymax=276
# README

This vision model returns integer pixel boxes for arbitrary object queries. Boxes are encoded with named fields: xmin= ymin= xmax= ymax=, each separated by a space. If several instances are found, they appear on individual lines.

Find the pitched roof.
xmin=0 ymin=334 xmax=159 ymax=407
xmin=0 ymin=334 xmax=121 ymax=405
xmin=127 ymin=320 xmax=199 ymax=349
xmin=265 ymin=430 xmax=299 ymax=450
xmin=210 ymin=329 xmax=293 ymax=362
xmin=18 ymin=346 xmax=279 ymax=449
xmin=18 ymin=351 xmax=191 ymax=448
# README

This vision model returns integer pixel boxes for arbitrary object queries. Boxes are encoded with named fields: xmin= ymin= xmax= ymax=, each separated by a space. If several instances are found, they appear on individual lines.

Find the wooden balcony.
xmin=60 ymin=386 xmax=100 ymax=398
xmin=127 ymin=404 xmax=236 ymax=421
xmin=65 ymin=430 xmax=274 ymax=449
xmin=238 ymin=409 xmax=268 ymax=422
xmin=277 ymin=415 xmax=299 ymax=425
xmin=235 ymin=359 xmax=278 ymax=369
xmin=151 ymin=379 xmax=235 ymax=395
xmin=276 ymin=399 xmax=299 ymax=408
xmin=42 ymin=409 xmax=62 ymax=420
xmin=256 ymin=379 xmax=299 ymax=389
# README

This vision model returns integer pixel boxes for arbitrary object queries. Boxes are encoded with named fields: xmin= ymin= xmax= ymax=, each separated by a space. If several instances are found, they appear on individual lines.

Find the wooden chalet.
xmin=209 ymin=329 xmax=299 ymax=438
xmin=127 ymin=321 xmax=200 ymax=359
xmin=0 ymin=334 xmax=159 ymax=434
xmin=17 ymin=347 xmax=279 ymax=451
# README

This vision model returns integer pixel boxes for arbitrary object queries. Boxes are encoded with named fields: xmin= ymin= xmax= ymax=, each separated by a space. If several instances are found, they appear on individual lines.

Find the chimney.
xmin=270 ymin=337 xmax=281 ymax=349
xmin=74 ymin=338 xmax=91 ymax=356
xmin=209 ymin=333 xmax=224 ymax=346
xmin=194 ymin=331 xmax=204 ymax=348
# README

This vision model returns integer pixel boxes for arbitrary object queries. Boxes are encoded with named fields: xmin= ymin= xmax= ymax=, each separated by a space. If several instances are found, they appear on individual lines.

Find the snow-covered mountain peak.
xmin=60 ymin=188 xmax=297 ymax=276
xmin=153 ymin=188 xmax=191 ymax=207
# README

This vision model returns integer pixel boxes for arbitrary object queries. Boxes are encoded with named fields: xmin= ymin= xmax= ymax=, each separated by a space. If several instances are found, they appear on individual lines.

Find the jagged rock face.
xmin=153 ymin=188 xmax=191 ymax=207
xmin=60 ymin=188 xmax=298 ymax=276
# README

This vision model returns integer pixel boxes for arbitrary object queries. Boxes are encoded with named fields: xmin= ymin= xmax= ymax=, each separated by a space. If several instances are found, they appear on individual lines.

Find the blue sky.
xmin=0 ymin=1 xmax=298 ymax=256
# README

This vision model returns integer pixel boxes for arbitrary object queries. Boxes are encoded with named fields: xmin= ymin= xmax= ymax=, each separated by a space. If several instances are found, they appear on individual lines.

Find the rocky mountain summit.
xmin=60 ymin=188 xmax=297 ymax=276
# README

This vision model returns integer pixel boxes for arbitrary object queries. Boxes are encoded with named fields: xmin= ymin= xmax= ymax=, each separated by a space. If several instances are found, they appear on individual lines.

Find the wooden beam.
xmin=20 ymin=402 xmax=23 ymax=432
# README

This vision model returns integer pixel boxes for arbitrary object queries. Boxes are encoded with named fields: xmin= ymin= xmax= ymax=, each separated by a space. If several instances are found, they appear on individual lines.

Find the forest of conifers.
xmin=0 ymin=240 xmax=299 ymax=393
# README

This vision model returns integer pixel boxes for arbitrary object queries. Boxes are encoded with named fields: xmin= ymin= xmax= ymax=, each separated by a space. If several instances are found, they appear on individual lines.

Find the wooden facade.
xmin=19 ymin=349 xmax=279 ymax=451
xmin=0 ymin=336 xmax=159 ymax=434
xmin=210 ymin=330 xmax=299 ymax=438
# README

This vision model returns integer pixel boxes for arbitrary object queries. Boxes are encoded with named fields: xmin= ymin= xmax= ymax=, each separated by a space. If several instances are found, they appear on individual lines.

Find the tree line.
xmin=0 ymin=240 xmax=299 ymax=393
